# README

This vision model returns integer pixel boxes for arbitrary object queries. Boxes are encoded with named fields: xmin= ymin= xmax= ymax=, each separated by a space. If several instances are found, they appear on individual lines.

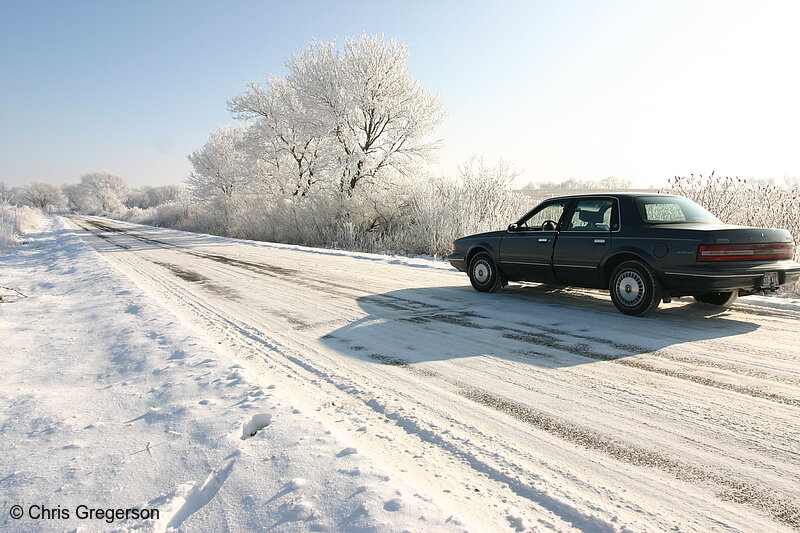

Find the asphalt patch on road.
xmin=153 ymin=261 xmax=241 ymax=300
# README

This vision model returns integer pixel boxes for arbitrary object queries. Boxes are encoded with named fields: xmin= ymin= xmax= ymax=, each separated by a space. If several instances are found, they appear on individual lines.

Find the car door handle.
xmin=538 ymin=238 xmax=549 ymax=243
xmin=593 ymin=239 xmax=606 ymax=244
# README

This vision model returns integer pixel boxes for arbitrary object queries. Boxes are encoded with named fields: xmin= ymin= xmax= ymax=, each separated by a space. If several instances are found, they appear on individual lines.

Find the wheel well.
xmin=466 ymin=246 xmax=489 ymax=266
xmin=603 ymin=253 xmax=642 ymax=285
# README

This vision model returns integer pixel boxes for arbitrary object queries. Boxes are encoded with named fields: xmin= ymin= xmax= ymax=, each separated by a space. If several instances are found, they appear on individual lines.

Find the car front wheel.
xmin=693 ymin=291 xmax=738 ymax=308
xmin=468 ymin=252 xmax=502 ymax=293
xmin=609 ymin=260 xmax=662 ymax=316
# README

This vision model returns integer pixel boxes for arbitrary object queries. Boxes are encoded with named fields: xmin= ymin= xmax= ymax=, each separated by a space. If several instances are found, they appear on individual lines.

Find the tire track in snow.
xmin=460 ymin=355 xmax=800 ymax=468
xmin=361 ymin=352 xmax=800 ymax=529
xmin=364 ymin=293 xmax=800 ymax=407
xmin=79 ymin=217 xmax=367 ymax=300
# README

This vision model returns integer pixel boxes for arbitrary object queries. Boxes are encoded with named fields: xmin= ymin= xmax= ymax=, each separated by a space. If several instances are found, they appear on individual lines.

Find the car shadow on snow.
xmin=320 ymin=284 xmax=761 ymax=369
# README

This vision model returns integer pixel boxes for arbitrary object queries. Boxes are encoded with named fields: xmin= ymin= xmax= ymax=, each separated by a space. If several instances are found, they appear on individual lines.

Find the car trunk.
xmin=700 ymin=227 xmax=793 ymax=262
xmin=709 ymin=225 xmax=793 ymax=244
xmin=653 ymin=223 xmax=795 ymax=263
xmin=655 ymin=223 xmax=792 ymax=244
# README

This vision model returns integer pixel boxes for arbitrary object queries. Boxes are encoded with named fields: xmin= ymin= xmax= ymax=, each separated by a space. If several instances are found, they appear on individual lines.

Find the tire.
xmin=468 ymin=252 xmax=502 ymax=293
xmin=609 ymin=260 xmax=662 ymax=316
xmin=693 ymin=291 xmax=738 ymax=308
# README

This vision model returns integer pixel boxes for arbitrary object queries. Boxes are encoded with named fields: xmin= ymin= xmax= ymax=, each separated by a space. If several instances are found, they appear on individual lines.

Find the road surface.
xmin=65 ymin=216 xmax=800 ymax=532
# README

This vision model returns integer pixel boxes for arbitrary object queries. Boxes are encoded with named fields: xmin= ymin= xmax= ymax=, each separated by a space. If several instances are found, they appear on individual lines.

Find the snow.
xmin=0 ymin=218 xmax=466 ymax=532
xmin=2 ymin=215 xmax=799 ymax=532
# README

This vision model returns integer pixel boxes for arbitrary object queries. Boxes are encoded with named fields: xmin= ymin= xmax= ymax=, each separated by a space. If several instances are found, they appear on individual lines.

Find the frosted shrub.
xmin=668 ymin=172 xmax=749 ymax=224
xmin=0 ymin=202 xmax=44 ymax=248
xmin=153 ymin=202 xmax=192 ymax=229
xmin=668 ymin=173 xmax=799 ymax=256
xmin=0 ymin=206 xmax=14 ymax=247
xmin=117 ymin=190 xmax=195 ymax=231
xmin=401 ymin=157 xmax=528 ymax=256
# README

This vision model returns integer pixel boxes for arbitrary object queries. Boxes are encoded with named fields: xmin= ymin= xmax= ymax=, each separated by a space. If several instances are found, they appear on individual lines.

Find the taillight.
xmin=452 ymin=242 xmax=457 ymax=251
xmin=697 ymin=243 xmax=794 ymax=261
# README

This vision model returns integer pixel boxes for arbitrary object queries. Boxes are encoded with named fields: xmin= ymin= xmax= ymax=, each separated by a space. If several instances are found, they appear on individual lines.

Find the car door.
xmin=499 ymin=200 xmax=570 ymax=282
xmin=552 ymin=198 xmax=616 ymax=288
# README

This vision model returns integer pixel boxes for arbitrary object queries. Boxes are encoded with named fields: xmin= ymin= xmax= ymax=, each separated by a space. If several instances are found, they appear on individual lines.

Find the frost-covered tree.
xmin=289 ymin=35 xmax=444 ymax=192
xmin=83 ymin=171 xmax=130 ymax=213
xmin=64 ymin=172 xmax=130 ymax=215
xmin=232 ymin=34 xmax=445 ymax=195
xmin=229 ymin=78 xmax=331 ymax=197
xmin=187 ymin=126 xmax=251 ymax=201
xmin=180 ymin=34 xmax=450 ymax=249
xmin=16 ymin=182 xmax=65 ymax=210
xmin=0 ymin=182 xmax=10 ymax=203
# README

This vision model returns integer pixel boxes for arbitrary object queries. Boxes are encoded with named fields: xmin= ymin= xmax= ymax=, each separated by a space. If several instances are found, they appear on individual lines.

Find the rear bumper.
xmin=660 ymin=260 xmax=800 ymax=293
xmin=447 ymin=251 xmax=468 ymax=272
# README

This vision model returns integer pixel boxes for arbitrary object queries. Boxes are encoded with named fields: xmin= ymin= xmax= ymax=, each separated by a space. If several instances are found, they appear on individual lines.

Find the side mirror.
xmin=507 ymin=223 xmax=519 ymax=231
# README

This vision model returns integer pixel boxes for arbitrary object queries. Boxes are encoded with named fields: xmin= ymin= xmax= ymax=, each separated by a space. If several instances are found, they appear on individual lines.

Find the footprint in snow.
xmin=287 ymin=478 xmax=307 ymax=490
xmin=148 ymin=461 xmax=235 ymax=533
xmin=507 ymin=513 xmax=534 ymax=532
xmin=168 ymin=349 xmax=187 ymax=360
xmin=241 ymin=413 xmax=272 ymax=440
xmin=349 ymin=486 xmax=368 ymax=499
xmin=337 ymin=447 xmax=358 ymax=457
xmin=383 ymin=498 xmax=402 ymax=512
xmin=289 ymin=501 xmax=315 ymax=521
xmin=265 ymin=478 xmax=308 ymax=505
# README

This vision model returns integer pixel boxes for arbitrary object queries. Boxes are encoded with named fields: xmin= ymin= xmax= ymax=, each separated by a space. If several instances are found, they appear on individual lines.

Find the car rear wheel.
xmin=609 ymin=260 xmax=662 ymax=316
xmin=693 ymin=291 xmax=738 ymax=308
xmin=468 ymin=252 xmax=502 ymax=293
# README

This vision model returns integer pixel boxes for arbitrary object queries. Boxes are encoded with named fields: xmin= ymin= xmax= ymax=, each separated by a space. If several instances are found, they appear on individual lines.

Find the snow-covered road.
xmin=7 ymin=216 xmax=798 ymax=532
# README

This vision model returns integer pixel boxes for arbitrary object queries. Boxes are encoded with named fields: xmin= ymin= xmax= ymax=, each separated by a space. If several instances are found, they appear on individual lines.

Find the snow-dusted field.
xmin=2 ymin=216 xmax=799 ymax=532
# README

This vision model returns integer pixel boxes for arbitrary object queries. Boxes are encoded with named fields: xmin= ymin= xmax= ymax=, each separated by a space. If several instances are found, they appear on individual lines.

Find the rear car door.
xmin=553 ymin=198 xmax=616 ymax=287
xmin=499 ymin=200 xmax=570 ymax=282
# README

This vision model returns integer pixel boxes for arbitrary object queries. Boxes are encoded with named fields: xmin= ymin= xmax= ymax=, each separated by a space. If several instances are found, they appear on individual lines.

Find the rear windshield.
xmin=634 ymin=196 xmax=720 ymax=224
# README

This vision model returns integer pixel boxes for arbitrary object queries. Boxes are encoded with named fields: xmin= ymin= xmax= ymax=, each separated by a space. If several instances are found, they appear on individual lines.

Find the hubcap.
xmin=616 ymin=270 xmax=644 ymax=306
xmin=473 ymin=260 xmax=491 ymax=285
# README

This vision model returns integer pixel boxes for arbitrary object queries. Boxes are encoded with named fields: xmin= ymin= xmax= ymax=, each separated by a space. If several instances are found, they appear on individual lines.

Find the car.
xmin=447 ymin=193 xmax=800 ymax=316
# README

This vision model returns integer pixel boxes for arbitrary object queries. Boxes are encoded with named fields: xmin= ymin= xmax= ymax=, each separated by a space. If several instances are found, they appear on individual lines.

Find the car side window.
xmin=519 ymin=202 xmax=568 ymax=230
xmin=565 ymin=199 xmax=614 ymax=231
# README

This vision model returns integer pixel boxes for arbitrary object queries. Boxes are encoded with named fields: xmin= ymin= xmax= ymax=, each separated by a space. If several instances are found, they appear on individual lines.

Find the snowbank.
xmin=0 ymin=202 xmax=44 ymax=248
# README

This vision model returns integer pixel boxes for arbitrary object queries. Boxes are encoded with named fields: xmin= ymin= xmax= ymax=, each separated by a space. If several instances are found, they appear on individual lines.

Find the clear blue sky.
xmin=2 ymin=0 xmax=799 ymax=188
